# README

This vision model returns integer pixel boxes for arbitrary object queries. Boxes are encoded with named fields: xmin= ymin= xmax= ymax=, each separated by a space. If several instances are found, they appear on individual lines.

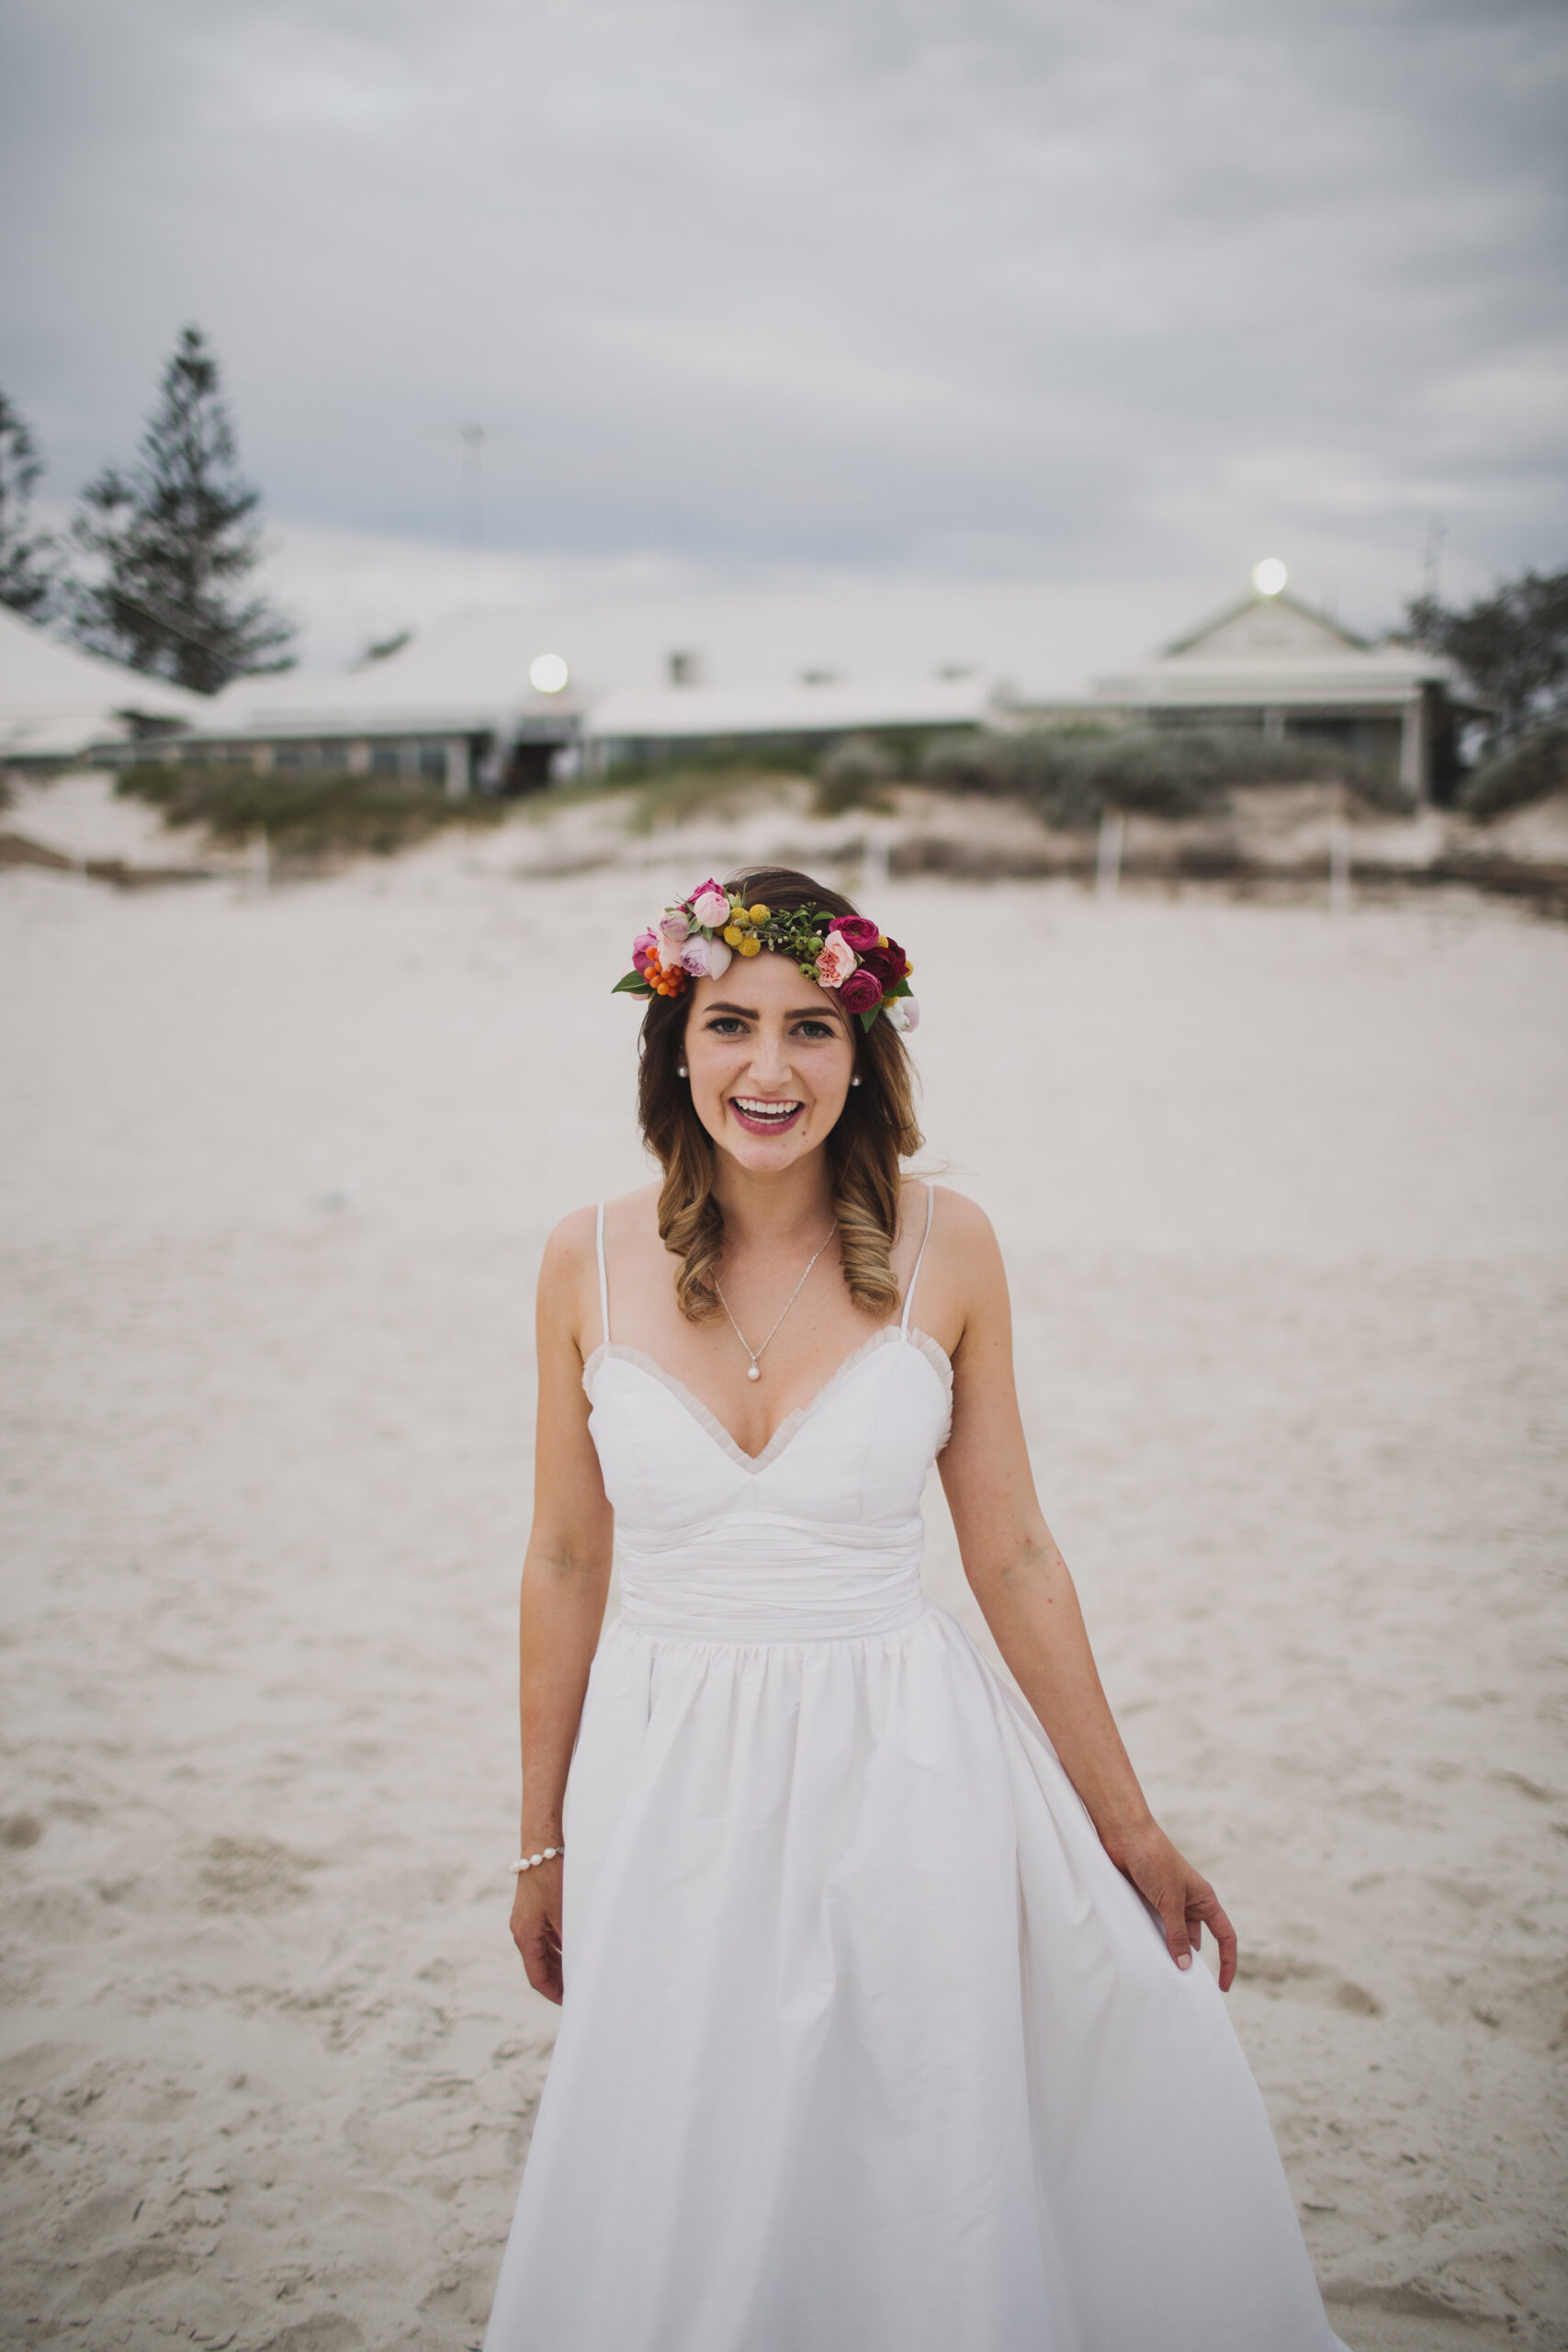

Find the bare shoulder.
xmin=916 ymin=1181 xmax=1003 ymax=1277
xmin=540 ymin=1202 xmax=600 ymax=1288
xmin=898 ymin=1181 xmax=1004 ymax=1361
xmin=540 ymin=1183 xmax=665 ymax=1306
xmin=545 ymin=1184 xmax=660 ymax=1260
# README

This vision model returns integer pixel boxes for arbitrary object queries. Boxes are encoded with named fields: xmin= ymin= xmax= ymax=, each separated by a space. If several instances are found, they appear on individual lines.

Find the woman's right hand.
xmin=510 ymin=1858 xmax=565 ymax=2005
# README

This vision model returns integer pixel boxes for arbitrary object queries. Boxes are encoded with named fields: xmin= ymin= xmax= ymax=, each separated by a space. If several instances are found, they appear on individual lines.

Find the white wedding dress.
xmin=484 ymin=1190 xmax=1347 ymax=2351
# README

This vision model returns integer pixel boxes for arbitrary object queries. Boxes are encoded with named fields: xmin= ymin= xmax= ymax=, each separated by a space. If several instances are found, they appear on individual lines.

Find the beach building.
xmin=1077 ymin=579 xmax=1460 ymax=801
xmin=145 ymin=606 xmax=1000 ymax=792
xmin=0 ymin=604 xmax=205 ymax=767
xmin=184 ymin=617 xmax=584 ymax=795
xmin=3 ymin=569 xmax=1461 ymax=804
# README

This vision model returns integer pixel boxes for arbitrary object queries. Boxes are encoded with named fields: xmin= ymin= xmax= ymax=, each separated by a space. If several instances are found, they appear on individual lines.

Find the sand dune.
xmin=1 ymin=786 xmax=1565 ymax=2349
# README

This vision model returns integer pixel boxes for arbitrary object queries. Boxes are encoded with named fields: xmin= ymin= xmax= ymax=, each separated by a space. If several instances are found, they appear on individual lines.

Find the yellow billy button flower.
xmin=877 ymin=933 xmax=889 ymax=949
xmin=723 ymin=924 xmax=745 ymax=947
xmin=748 ymin=903 xmax=771 ymax=924
xmin=738 ymin=934 xmax=762 ymax=956
xmin=728 ymin=900 xmax=751 ymax=924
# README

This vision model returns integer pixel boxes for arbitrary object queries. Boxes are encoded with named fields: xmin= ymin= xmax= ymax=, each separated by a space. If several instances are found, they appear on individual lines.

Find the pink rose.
xmin=829 ymin=914 xmax=881 ymax=955
xmin=690 ymin=883 xmax=730 ymax=929
xmin=814 ymin=932 xmax=858 ymax=989
xmin=839 ymin=967 xmax=884 ymax=1014
xmin=631 ymin=928 xmax=658 ymax=975
xmin=678 ymin=933 xmax=733 ymax=979
xmin=659 ymin=910 xmax=691 ymax=950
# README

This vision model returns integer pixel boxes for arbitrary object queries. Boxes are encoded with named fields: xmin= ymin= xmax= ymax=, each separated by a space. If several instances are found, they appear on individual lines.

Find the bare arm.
xmin=936 ymin=1196 xmax=1237 ymax=1988
xmin=508 ymin=1209 xmax=615 ymax=2004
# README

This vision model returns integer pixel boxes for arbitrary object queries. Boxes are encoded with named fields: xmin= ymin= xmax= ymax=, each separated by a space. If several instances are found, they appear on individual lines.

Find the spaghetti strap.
xmin=900 ymin=1182 xmax=936 ymax=1336
xmin=595 ymin=1202 xmax=610 ymax=1348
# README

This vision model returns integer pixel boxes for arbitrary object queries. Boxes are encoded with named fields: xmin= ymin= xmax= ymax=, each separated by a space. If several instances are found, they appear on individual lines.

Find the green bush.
xmin=617 ymin=764 xmax=795 ymax=837
xmin=814 ymin=735 xmax=897 ymax=818
xmin=116 ymin=761 xmax=504 ymax=857
xmin=920 ymin=725 xmax=1404 ymax=830
xmin=1461 ymin=724 xmax=1568 ymax=821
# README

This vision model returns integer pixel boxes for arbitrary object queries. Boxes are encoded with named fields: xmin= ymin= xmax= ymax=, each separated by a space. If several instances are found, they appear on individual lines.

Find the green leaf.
xmin=611 ymin=972 xmax=653 ymax=997
xmin=858 ymin=1007 xmax=881 ymax=1032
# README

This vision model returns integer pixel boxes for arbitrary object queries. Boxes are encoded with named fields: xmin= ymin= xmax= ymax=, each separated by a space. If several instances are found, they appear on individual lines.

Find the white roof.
xmin=193 ymin=604 xmax=1004 ymax=744
xmin=205 ymin=605 xmax=571 ymax=737
xmin=0 ymin=604 xmax=207 ymax=759
xmin=588 ymin=673 xmax=997 ymax=742
xmin=193 ymin=580 xmax=1229 ymax=744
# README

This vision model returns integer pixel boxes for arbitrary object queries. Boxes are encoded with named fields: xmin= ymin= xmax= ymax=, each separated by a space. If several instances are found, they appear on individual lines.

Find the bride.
xmin=484 ymin=865 xmax=1347 ymax=2351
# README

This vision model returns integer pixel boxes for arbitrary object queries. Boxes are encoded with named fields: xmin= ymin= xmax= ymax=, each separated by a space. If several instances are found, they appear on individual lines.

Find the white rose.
xmin=678 ymin=934 xmax=733 ymax=979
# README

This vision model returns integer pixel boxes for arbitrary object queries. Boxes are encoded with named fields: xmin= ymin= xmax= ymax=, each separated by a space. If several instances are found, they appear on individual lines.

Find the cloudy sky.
xmin=3 ymin=0 xmax=1564 ymax=664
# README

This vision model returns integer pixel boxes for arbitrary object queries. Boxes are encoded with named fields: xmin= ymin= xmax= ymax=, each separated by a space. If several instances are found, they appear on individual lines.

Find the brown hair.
xmin=637 ymin=865 xmax=923 ymax=1322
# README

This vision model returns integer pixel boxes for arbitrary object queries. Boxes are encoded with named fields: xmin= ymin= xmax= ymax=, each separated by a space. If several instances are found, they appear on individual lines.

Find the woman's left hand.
xmin=1111 ymin=1822 xmax=1239 ymax=1990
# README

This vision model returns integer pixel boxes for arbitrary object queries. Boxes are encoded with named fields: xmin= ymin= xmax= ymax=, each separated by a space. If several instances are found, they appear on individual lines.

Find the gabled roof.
xmin=1164 ymin=589 xmax=1370 ymax=661
xmin=1089 ymin=579 xmax=1454 ymax=711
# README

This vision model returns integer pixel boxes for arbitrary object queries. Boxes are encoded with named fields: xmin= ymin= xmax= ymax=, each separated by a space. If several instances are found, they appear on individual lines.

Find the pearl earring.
xmin=677 ymin=1065 xmax=688 ymax=1078
xmin=850 ymin=1075 xmax=862 ymax=1088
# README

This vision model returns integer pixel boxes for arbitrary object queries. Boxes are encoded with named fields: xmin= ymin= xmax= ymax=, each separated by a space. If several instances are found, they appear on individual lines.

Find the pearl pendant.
xmin=747 ymin=1364 xmax=761 ymax=1381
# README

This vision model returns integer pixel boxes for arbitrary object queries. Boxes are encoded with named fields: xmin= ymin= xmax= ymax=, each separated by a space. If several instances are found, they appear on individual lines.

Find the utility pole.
xmin=459 ymin=424 xmax=486 ymax=549
xmin=1422 ymin=517 xmax=1446 ymax=605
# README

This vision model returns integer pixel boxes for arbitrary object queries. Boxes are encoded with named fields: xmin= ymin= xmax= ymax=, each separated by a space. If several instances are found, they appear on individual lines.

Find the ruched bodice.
xmin=583 ymin=1326 xmax=953 ymax=1641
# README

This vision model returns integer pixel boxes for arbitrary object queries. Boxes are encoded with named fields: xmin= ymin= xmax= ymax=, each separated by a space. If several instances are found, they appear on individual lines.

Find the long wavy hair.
xmin=638 ymin=865 xmax=923 ymax=1321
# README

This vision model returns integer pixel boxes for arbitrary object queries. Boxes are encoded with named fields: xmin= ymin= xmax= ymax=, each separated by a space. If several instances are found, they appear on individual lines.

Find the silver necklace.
xmin=715 ymin=1229 xmax=836 ymax=1381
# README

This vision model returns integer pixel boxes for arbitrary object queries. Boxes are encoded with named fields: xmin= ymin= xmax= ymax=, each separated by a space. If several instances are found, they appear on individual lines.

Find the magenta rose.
xmin=632 ymin=928 xmax=659 ymax=975
xmin=857 ymin=933 xmax=908 ymax=989
xmin=829 ymin=914 xmax=882 ymax=954
xmin=839 ymin=967 xmax=884 ymax=1014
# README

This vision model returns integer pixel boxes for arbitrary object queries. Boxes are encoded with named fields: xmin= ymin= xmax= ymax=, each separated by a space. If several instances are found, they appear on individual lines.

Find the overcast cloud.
xmin=2 ymin=0 xmax=1564 ymax=655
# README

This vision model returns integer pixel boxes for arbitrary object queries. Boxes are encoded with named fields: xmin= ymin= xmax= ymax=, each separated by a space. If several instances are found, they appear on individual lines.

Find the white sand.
xmin=2 ymin=783 xmax=1565 ymax=2350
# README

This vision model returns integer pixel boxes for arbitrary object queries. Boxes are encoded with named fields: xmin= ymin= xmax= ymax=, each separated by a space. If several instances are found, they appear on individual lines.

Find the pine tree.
xmin=0 ymin=390 xmax=60 ymax=622
xmin=69 ymin=326 xmax=295 ymax=693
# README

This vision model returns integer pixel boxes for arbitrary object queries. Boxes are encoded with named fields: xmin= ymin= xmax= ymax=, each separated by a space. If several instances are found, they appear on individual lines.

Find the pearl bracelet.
xmin=511 ymin=1846 xmax=563 ymax=1874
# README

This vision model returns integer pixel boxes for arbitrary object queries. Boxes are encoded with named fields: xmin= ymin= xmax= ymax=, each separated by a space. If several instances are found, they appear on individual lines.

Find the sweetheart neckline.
xmin=583 ymin=1323 xmax=953 ymax=1476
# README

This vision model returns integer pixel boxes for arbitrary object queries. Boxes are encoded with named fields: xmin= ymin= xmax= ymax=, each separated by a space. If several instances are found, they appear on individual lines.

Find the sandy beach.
xmin=2 ymin=781 xmax=1565 ymax=2350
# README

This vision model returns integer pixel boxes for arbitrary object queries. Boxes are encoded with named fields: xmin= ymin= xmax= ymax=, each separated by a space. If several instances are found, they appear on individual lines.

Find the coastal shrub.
xmin=920 ymin=725 xmax=1404 ymax=830
xmin=116 ymin=760 xmax=504 ymax=857
xmin=814 ymin=735 xmax=897 ymax=817
xmin=1460 ymin=724 xmax=1568 ymax=821
xmin=618 ymin=764 xmax=798 ymax=836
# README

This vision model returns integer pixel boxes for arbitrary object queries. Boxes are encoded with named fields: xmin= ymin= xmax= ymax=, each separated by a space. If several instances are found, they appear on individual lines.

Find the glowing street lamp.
xmin=529 ymin=652 xmax=570 ymax=694
xmin=1251 ymin=558 xmax=1288 ymax=597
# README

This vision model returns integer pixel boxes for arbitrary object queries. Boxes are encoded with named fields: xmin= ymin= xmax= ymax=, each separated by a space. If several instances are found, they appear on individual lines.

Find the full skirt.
xmin=484 ymin=1604 xmax=1345 ymax=2351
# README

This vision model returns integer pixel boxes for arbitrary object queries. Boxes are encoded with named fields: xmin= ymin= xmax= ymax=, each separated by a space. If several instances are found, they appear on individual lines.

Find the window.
xmin=369 ymin=743 xmax=400 ymax=776
xmin=417 ymin=742 xmax=447 ymax=783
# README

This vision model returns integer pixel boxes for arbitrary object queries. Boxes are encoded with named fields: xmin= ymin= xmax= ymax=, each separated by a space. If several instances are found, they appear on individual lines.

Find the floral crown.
xmin=613 ymin=878 xmax=919 ymax=1033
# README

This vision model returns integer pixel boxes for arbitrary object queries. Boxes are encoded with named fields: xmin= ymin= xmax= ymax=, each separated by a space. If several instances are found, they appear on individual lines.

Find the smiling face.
xmin=682 ymin=949 xmax=856 ymax=1171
